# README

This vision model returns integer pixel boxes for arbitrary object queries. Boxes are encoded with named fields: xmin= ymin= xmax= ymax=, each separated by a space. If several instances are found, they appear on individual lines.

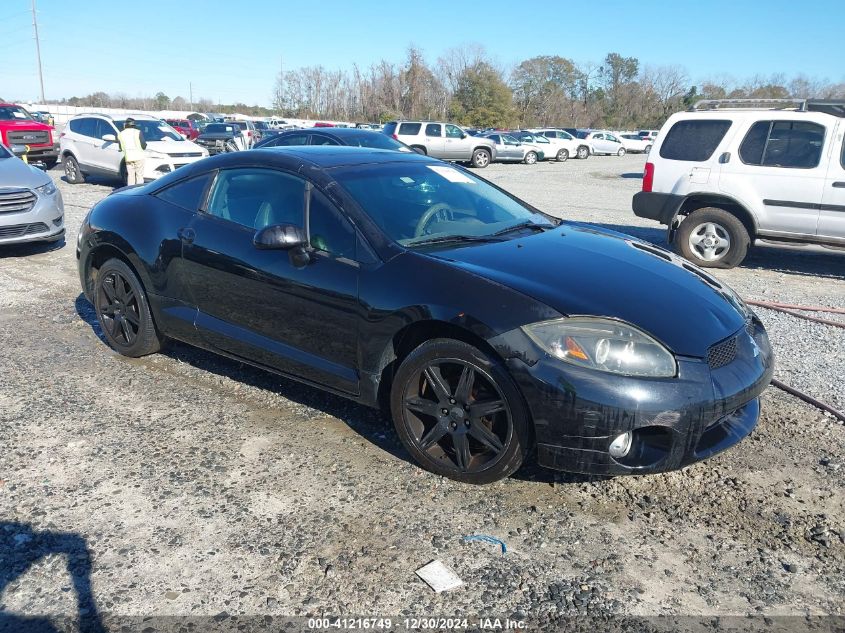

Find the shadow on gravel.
xmin=620 ymin=172 xmax=644 ymax=179
xmin=591 ymin=223 xmax=845 ymax=280
xmin=0 ymin=238 xmax=65 ymax=259
xmin=59 ymin=174 xmax=122 ymax=189
xmin=0 ymin=522 xmax=105 ymax=633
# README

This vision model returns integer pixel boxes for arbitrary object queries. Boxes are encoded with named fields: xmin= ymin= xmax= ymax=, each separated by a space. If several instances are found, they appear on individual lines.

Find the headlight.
xmin=35 ymin=181 xmax=56 ymax=197
xmin=522 ymin=317 xmax=677 ymax=378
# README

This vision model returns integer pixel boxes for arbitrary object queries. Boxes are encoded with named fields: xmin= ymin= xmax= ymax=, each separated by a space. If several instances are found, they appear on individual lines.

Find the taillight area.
xmin=642 ymin=162 xmax=655 ymax=192
xmin=392 ymin=134 xmax=398 ymax=140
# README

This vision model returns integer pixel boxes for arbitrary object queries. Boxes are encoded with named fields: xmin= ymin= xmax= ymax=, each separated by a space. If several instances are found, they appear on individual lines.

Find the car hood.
xmin=0 ymin=119 xmax=52 ymax=131
xmin=428 ymin=223 xmax=747 ymax=357
xmin=0 ymin=156 xmax=51 ymax=188
xmin=146 ymin=139 xmax=204 ymax=154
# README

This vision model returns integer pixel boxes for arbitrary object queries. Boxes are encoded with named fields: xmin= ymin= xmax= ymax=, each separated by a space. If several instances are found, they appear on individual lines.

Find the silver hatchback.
xmin=0 ymin=144 xmax=64 ymax=246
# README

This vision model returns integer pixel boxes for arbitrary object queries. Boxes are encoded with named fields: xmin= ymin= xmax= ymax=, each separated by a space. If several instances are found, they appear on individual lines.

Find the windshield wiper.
xmin=406 ymin=234 xmax=504 ymax=248
xmin=490 ymin=221 xmax=554 ymax=237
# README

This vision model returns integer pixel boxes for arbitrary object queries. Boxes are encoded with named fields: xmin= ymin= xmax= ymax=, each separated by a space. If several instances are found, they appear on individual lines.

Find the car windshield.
xmin=339 ymin=132 xmax=411 ymax=151
xmin=333 ymin=161 xmax=555 ymax=247
xmin=115 ymin=120 xmax=182 ymax=141
xmin=0 ymin=105 xmax=34 ymax=121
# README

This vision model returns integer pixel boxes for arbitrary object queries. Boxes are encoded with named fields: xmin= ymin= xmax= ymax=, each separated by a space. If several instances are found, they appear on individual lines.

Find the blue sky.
xmin=2 ymin=0 xmax=844 ymax=106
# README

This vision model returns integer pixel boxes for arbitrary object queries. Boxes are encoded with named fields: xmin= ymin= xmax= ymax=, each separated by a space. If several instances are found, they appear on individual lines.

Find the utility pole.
xmin=31 ymin=0 xmax=45 ymax=103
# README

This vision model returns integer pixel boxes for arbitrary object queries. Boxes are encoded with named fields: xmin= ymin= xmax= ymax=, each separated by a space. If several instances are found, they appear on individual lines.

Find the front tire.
xmin=471 ymin=148 xmax=491 ymax=168
xmin=523 ymin=151 xmax=537 ymax=165
xmin=576 ymin=145 xmax=589 ymax=159
xmin=63 ymin=154 xmax=85 ymax=184
xmin=676 ymin=207 xmax=750 ymax=269
xmin=617 ymin=147 xmax=626 ymax=156
xmin=94 ymin=258 xmax=164 ymax=357
xmin=390 ymin=339 xmax=531 ymax=484
xmin=556 ymin=149 xmax=569 ymax=162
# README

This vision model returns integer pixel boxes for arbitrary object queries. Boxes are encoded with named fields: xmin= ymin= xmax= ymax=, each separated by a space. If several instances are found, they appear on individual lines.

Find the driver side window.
xmin=206 ymin=168 xmax=305 ymax=230
xmin=445 ymin=124 xmax=463 ymax=139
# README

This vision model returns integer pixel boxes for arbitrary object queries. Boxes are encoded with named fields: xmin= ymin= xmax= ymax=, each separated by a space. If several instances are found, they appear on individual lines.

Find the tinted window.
xmin=488 ymin=135 xmax=501 ymax=143
xmin=156 ymin=174 xmax=212 ymax=211
xmin=333 ymin=162 xmax=551 ymax=246
xmin=542 ymin=131 xmax=554 ymax=138
xmin=310 ymin=134 xmax=340 ymax=146
xmin=205 ymin=124 xmax=237 ymax=134
xmin=740 ymin=120 xmax=825 ymax=169
xmin=334 ymin=132 xmax=409 ymax=151
xmin=425 ymin=123 xmax=441 ymax=136
xmin=445 ymin=124 xmax=463 ymax=139
xmin=94 ymin=119 xmax=116 ymax=139
xmin=503 ymin=135 xmax=519 ymax=145
xmin=659 ymin=120 xmax=732 ymax=161
xmin=206 ymin=168 xmax=305 ymax=230
xmin=309 ymin=190 xmax=355 ymax=258
xmin=398 ymin=122 xmax=421 ymax=135
xmin=70 ymin=118 xmax=97 ymax=138
xmin=270 ymin=133 xmax=309 ymax=146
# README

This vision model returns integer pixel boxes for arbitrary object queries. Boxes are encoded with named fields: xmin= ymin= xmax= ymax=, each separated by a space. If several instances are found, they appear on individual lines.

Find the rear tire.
xmin=94 ymin=258 xmax=164 ymax=357
xmin=676 ymin=207 xmax=750 ymax=269
xmin=576 ymin=146 xmax=589 ymax=159
xmin=63 ymin=154 xmax=85 ymax=184
xmin=390 ymin=338 xmax=531 ymax=484
xmin=617 ymin=147 xmax=626 ymax=156
xmin=471 ymin=148 xmax=491 ymax=168
xmin=556 ymin=149 xmax=569 ymax=162
xmin=411 ymin=145 xmax=427 ymax=155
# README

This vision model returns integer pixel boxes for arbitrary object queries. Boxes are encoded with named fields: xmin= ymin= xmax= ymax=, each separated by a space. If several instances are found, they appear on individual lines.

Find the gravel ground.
xmin=1 ymin=156 xmax=843 ymax=631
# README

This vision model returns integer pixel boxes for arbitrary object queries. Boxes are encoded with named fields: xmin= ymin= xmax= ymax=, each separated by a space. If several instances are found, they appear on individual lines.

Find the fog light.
xmin=609 ymin=431 xmax=633 ymax=458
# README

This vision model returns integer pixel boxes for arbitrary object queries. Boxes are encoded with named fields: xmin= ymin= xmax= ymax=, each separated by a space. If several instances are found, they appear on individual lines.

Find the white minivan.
xmin=633 ymin=98 xmax=845 ymax=268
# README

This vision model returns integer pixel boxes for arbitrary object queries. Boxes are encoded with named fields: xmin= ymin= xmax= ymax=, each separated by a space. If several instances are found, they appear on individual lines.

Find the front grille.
xmin=0 ymin=188 xmax=37 ymax=214
xmin=167 ymin=152 xmax=202 ymax=158
xmin=0 ymin=222 xmax=49 ymax=238
xmin=707 ymin=336 xmax=737 ymax=369
xmin=7 ymin=130 xmax=50 ymax=145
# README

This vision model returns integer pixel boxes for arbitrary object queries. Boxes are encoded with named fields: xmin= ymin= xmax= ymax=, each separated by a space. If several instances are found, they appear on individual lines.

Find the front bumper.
xmin=21 ymin=143 xmax=59 ymax=162
xmin=0 ymin=187 xmax=65 ymax=245
xmin=498 ymin=317 xmax=774 ymax=476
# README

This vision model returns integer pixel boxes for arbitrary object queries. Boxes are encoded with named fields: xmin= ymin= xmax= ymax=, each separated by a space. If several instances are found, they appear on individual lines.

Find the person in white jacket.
xmin=117 ymin=118 xmax=147 ymax=185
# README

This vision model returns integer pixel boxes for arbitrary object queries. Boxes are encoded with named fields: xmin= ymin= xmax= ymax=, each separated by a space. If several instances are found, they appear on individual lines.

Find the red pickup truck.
xmin=164 ymin=118 xmax=199 ymax=141
xmin=0 ymin=103 xmax=58 ymax=168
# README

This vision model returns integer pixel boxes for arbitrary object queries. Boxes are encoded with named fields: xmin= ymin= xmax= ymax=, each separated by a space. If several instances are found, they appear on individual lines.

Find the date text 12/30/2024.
xmin=307 ymin=617 xmax=527 ymax=630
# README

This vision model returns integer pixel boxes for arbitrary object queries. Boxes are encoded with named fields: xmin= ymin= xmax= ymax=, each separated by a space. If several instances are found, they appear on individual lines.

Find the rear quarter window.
xmin=398 ymin=122 xmax=421 ymax=135
xmin=659 ymin=119 xmax=732 ymax=162
xmin=739 ymin=120 xmax=825 ymax=169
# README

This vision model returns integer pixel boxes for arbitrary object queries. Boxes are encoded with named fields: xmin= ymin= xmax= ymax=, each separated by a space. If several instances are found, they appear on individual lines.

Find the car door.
xmin=423 ymin=123 xmax=445 ymax=156
xmin=818 ymin=119 xmax=845 ymax=240
xmin=723 ymin=118 xmax=826 ymax=237
xmin=485 ymin=134 xmax=506 ymax=159
xmin=179 ymin=166 xmax=361 ymax=394
xmin=444 ymin=124 xmax=467 ymax=159
xmin=605 ymin=133 xmax=623 ymax=154
xmin=95 ymin=119 xmax=123 ymax=174
xmin=591 ymin=133 xmax=609 ymax=154
xmin=501 ymin=134 xmax=523 ymax=160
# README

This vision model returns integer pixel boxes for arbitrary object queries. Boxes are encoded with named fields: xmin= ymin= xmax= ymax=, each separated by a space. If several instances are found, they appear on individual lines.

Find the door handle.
xmin=833 ymin=181 xmax=845 ymax=188
xmin=177 ymin=227 xmax=195 ymax=243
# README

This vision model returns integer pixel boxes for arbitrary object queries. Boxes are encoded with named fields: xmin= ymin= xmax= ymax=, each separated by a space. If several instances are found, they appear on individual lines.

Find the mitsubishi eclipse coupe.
xmin=76 ymin=147 xmax=774 ymax=484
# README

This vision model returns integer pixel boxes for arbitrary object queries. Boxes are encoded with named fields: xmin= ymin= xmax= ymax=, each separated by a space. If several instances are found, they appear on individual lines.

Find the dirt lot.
xmin=1 ymin=155 xmax=843 ymax=631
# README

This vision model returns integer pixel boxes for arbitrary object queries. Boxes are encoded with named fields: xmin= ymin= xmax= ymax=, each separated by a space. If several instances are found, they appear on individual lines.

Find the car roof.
xmin=255 ymin=145 xmax=436 ymax=168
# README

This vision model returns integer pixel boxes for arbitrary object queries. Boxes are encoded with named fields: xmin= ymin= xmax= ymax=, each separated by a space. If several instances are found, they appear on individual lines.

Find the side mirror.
xmin=253 ymin=223 xmax=307 ymax=250
xmin=461 ymin=133 xmax=467 ymax=139
xmin=102 ymin=134 xmax=117 ymax=142
xmin=10 ymin=144 xmax=27 ymax=157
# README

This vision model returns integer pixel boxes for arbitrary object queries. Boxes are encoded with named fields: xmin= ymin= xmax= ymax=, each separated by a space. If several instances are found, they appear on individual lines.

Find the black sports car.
xmin=254 ymin=127 xmax=412 ymax=152
xmin=76 ymin=147 xmax=774 ymax=484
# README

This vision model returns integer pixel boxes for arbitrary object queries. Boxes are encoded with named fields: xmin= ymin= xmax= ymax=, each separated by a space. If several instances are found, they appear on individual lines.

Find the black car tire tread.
xmin=390 ymin=338 xmax=532 ymax=484
xmin=94 ymin=258 xmax=163 ymax=357
xmin=676 ymin=207 xmax=750 ymax=269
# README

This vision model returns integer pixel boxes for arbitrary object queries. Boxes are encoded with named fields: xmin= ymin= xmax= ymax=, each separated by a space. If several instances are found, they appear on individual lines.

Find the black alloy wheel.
xmin=391 ymin=339 xmax=530 ymax=484
xmin=94 ymin=258 xmax=163 ymax=357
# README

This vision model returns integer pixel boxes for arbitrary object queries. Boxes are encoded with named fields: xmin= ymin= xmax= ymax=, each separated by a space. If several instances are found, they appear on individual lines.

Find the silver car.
xmin=0 ymin=144 xmax=64 ymax=246
xmin=481 ymin=132 xmax=543 ymax=164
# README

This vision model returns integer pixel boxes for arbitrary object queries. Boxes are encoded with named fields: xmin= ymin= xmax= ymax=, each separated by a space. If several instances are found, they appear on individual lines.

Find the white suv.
xmin=60 ymin=113 xmax=208 ymax=185
xmin=633 ymin=99 xmax=845 ymax=268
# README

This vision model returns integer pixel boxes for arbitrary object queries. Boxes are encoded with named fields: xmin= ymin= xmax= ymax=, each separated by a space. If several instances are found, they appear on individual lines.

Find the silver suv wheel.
xmin=688 ymin=222 xmax=731 ymax=262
